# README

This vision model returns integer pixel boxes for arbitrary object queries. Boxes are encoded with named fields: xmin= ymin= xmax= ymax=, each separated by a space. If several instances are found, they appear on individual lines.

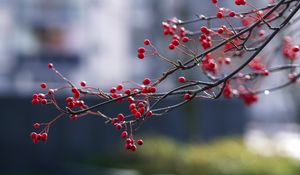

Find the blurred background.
xmin=1 ymin=0 xmax=300 ymax=174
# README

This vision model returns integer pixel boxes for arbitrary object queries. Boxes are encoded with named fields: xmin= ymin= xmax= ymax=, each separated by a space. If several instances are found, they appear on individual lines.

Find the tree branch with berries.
xmin=30 ymin=0 xmax=300 ymax=151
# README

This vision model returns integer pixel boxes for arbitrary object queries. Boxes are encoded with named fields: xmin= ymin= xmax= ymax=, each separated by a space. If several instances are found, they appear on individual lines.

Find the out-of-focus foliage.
xmin=87 ymin=136 xmax=300 ymax=175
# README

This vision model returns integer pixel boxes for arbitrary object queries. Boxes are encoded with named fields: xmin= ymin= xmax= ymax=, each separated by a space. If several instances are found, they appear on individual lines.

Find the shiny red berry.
xmin=116 ymin=84 xmax=123 ymax=91
xmin=168 ymin=44 xmax=175 ymax=50
xmin=182 ymin=37 xmax=189 ymax=43
xmin=146 ymin=111 xmax=153 ymax=117
xmin=172 ymin=39 xmax=180 ymax=46
xmin=137 ymin=139 xmax=144 ymax=145
xmin=41 ymin=133 xmax=48 ymax=141
xmin=229 ymin=11 xmax=236 ymax=17
xmin=138 ymin=47 xmax=146 ymax=53
xmin=32 ymin=94 xmax=38 ymax=99
xmin=121 ymin=131 xmax=128 ymax=138
xmin=129 ymin=103 xmax=136 ymax=110
xmin=216 ymin=12 xmax=223 ymax=18
xmin=144 ymin=39 xmax=150 ymax=45
xmin=292 ymin=46 xmax=300 ymax=52
xmin=143 ymin=78 xmax=151 ymax=85
xmin=48 ymin=89 xmax=54 ymax=95
xmin=70 ymin=115 xmax=78 ymax=120
xmin=80 ymin=81 xmax=87 ymax=87
xmin=131 ymin=145 xmax=137 ymax=151
xmin=32 ymin=99 xmax=39 ymax=105
xmin=48 ymin=63 xmax=53 ymax=69
xmin=138 ymin=53 xmax=145 ymax=59
xmin=135 ymin=112 xmax=142 ymax=118
xmin=41 ymin=99 xmax=47 ymax=105
xmin=110 ymin=87 xmax=117 ymax=93
xmin=184 ymin=93 xmax=192 ymax=100
xmin=33 ymin=123 xmax=40 ymax=129
xmin=40 ymin=83 xmax=47 ymax=89
xmin=124 ymin=89 xmax=131 ymax=95
xmin=148 ymin=86 xmax=156 ymax=93
xmin=115 ymin=123 xmax=122 ymax=130
xmin=30 ymin=132 xmax=38 ymax=140
xmin=178 ymin=76 xmax=186 ymax=83
xmin=117 ymin=113 xmax=125 ymax=121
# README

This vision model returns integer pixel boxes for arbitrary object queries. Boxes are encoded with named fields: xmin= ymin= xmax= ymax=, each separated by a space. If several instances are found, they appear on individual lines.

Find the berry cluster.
xmin=30 ymin=0 xmax=300 ymax=150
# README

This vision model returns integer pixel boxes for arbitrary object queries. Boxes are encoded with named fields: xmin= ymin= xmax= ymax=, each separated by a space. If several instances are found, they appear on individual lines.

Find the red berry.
xmin=139 ymin=107 xmax=145 ymax=114
xmin=41 ymin=99 xmax=47 ymax=105
xmin=38 ymin=93 xmax=45 ymax=99
xmin=138 ymin=47 xmax=146 ymax=53
xmin=111 ymin=118 xmax=118 ymax=124
xmin=32 ymin=99 xmax=39 ymax=105
xmin=263 ymin=70 xmax=269 ymax=76
xmin=66 ymin=97 xmax=74 ymax=103
xmin=292 ymin=46 xmax=300 ymax=52
xmin=115 ymin=123 xmax=122 ymax=130
xmin=182 ymin=37 xmax=189 ymax=43
xmin=138 ymin=102 xmax=145 ymax=108
xmin=121 ymin=131 xmax=128 ymax=138
xmin=178 ymin=76 xmax=186 ymax=83
xmin=143 ymin=78 xmax=151 ymax=85
xmin=137 ymin=139 xmax=144 ymax=145
xmin=172 ymin=39 xmax=180 ymax=46
xmin=131 ymin=145 xmax=137 ymax=151
xmin=131 ymin=109 xmax=138 ymax=115
xmin=216 ymin=12 xmax=223 ymax=18
xmin=138 ymin=53 xmax=145 ymax=59
xmin=126 ymin=138 xmax=134 ymax=144
xmin=77 ymin=100 xmax=85 ymax=107
xmin=235 ymin=0 xmax=246 ymax=5
xmin=141 ymin=87 xmax=148 ymax=93
xmin=116 ymin=84 xmax=123 ymax=91
xmin=128 ymin=96 xmax=135 ymax=103
xmin=129 ymin=103 xmax=136 ymax=110
xmin=168 ymin=44 xmax=175 ymax=50
xmin=48 ymin=89 xmax=54 ymax=95
xmin=110 ymin=87 xmax=117 ymax=93
xmin=200 ymin=26 xmax=209 ymax=34
xmin=125 ymin=143 xmax=133 ymax=150
xmin=41 ymin=133 xmax=48 ymax=141
xmin=80 ymin=81 xmax=87 ymax=87
xmin=212 ymin=0 xmax=217 ymax=4
xmin=184 ymin=93 xmax=192 ymax=100
xmin=124 ymin=89 xmax=131 ymax=95
xmin=33 ymin=123 xmax=40 ymax=129
xmin=70 ymin=115 xmax=77 ymax=120
xmin=40 ymin=83 xmax=47 ymax=89
xmin=48 ymin=63 xmax=53 ymax=69
xmin=146 ymin=111 xmax=153 ymax=117
xmin=229 ymin=11 xmax=236 ymax=17
xmin=32 ymin=94 xmax=38 ymax=99
xmin=217 ymin=28 xmax=224 ymax=34
xmin=111 ymin=93 xmax=118 ymax=98
xmin=72 ymin=88 xmax=80 ymax=99
xmin=135 ymin=112 xmax=142 ymax=118
xmin=30 ymin=132 xmax=38 ymax=140
xmin=148 ymin=86 xmax=156 ymax=93
xmin=144 ymin=39 xmax=150 ymax=45
xmin=208 ymin=62 xmax=216 ymax=69
xmin=117 ymin=113 xmax=125 ymax=121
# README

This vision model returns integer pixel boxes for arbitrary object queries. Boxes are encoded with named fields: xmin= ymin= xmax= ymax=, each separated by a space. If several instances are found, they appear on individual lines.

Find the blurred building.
xmin=0 ymin=0 xmax=231 ymax=96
